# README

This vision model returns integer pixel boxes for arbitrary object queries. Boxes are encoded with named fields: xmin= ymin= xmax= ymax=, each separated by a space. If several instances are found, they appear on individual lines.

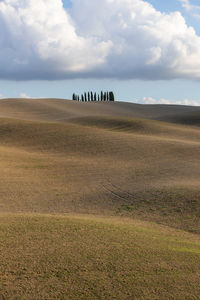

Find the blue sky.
xmin=149 ymin=0 xmax=200 ymax=34
xmin=1 ymin=0 xmax=200 ymax=105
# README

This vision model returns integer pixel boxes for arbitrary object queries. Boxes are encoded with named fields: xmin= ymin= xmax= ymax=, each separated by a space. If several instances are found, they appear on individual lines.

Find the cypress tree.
xmin=107 ymin=91 xmax=109 ymax=101
xmin=101 ymin=91 xmax=103 ymax=102
xmin=78 ymin=95 xmax=80 ymax=101
xmin=84 ymin=92 xmax=87 ymax=102
xmin=88 ymin=92 xmax=90 ymax=102
xmin=109 ymin=91 xmax=115 ymax=102
xmin=91 ymin=91 xmax=94 ymax=101
xmin=81 ymin=94 xmax=84 ymax=102
xmin=104 ymin=92 xmax=106 ymax=101
xmin=94 ymin=92 xmax=97 ymax=101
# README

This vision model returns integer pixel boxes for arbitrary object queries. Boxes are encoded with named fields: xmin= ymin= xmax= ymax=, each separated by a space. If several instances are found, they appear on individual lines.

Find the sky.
xmin=1 ymin=0 xmax=200 ymax=105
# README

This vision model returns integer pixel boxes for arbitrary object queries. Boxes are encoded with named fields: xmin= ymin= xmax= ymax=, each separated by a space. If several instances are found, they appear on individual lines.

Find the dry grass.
xmin=0 ymin=99 xmax=199 ymax=298
xmin=0 ymin=98 xmax=198 ymax=123
xmin=0 ymin=214 xmax=200 ymax=299
xmin=0 ymin=114 xmax=199 ymax=232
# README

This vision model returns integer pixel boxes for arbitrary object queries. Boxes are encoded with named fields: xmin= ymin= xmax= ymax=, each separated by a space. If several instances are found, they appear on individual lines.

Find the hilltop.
xmin=0 ymin=98 xmax=199 ymax=299
xmin=0 ymin=98 xmax=199 ymax=123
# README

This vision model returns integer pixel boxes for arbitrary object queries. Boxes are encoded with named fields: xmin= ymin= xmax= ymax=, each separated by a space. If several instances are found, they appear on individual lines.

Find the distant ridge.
xmin=0 ymin=98 xmax=199 ymax=124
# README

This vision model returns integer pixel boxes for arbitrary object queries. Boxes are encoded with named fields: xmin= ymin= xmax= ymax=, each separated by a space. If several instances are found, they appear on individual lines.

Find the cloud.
xmin=179 ymin=0 xmax=193 ymax=11
xmin=136 ymin=96 xmax=200 ymax=106
xmin=0 ymin=0 xmax=111 ymax=80
xmin=178 ymin=0 xmax=200 ymax=18
xmin=19 ymin=93 xmax=30 ymax=98
xmin=1 ymin=0 xmax=200 ymax=80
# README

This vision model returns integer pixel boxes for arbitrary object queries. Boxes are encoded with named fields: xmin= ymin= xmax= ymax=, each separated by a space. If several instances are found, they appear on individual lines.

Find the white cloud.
xmin=1 ymin=0 xmax=200 ymax=80
xmin=136 ymin=96 xmax=200 ymax=106
xmin=0 ymin=0 xmax=111 ymax=79
xmin=19 ymin=93 xmax=30 ymax=98
xmin=178 ymin=0 xmax=200 ymax=18
xmin=70 ymin=0 xmax=200 ymax=79
xmin=179 ymin=0 xmax=193 ymax=11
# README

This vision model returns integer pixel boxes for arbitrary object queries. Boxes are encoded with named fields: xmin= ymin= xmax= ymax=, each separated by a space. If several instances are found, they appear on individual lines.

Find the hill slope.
xmin=0 ymin=103 xmax=199 ymax=232
xmin=0 ymin=98 xmax=200 ymax=299
xmin=0 ymin=214 xmax=199 ymax=299
xmin=0 ymin=98 xmax=199 ymax=123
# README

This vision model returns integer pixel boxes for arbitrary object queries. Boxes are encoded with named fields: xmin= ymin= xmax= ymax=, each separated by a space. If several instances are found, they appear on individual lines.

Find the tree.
xmin=101 ymin=91 xmax=103 ymax=102
xmin=91 ymin=91 xmax=94 ymax=101
xmin=109 ymin=91 xmax=115 ymax=102
xmin=72 ymin=91 xmax=114 ymax=102
xmin=107 ymin=91 xmax=109 ymax=101
xmin=84 ymin=92 xmax=87 ymax=102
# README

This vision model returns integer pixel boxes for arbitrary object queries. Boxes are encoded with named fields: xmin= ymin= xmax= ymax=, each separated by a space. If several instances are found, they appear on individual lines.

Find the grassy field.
xmin=0 ymin=99 xmax=200 ymax=298
xmin=0 ymin=214 xmax=200 ymax=299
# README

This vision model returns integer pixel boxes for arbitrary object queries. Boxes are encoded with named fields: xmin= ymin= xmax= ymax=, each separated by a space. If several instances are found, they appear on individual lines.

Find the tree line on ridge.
xmin=72 ymin=91 xmax=115 ymax=102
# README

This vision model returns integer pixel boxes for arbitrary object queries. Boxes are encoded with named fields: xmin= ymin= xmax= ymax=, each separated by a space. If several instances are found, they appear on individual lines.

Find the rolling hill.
xmin=0 ymin=98 xmax=199 ymax=299
xmin=0 ymin=98 xmax=199 ymax=122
